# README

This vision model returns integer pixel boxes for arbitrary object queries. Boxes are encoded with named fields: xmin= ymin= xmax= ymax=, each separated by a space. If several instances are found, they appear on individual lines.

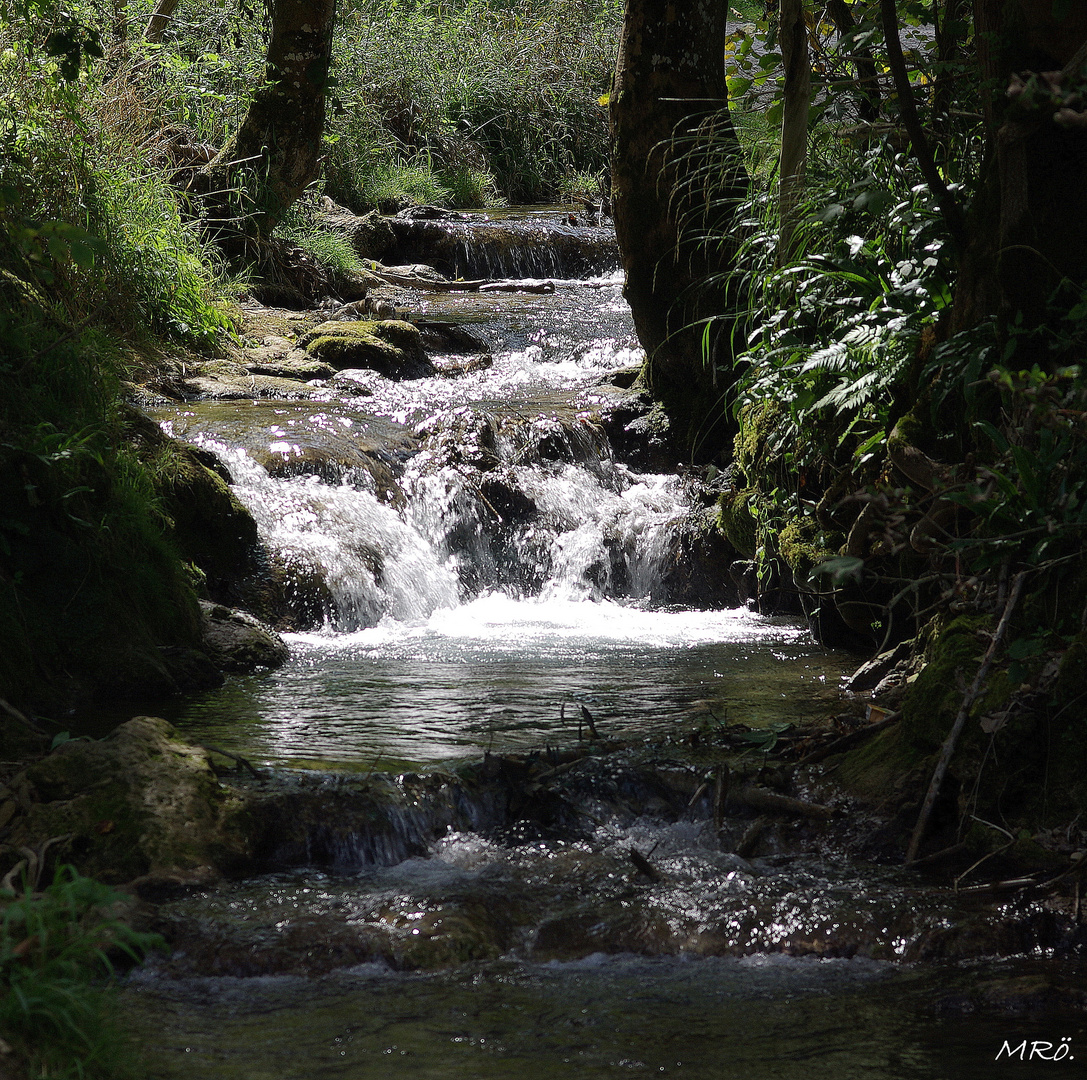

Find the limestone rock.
xmin=10 ymin=717 xmax=251 ymax=886
xmin=200 ymin=601 xmax=289 ymax=673
xmin=318 ymin=206 xmax=396 ymax=262
xmin=299 ymin=319 xmax=434 ymax=378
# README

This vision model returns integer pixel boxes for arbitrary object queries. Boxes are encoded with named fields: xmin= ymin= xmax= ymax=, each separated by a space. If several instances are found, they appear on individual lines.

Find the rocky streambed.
xmin=6 ymin=207 xmax=1087 ymax=1077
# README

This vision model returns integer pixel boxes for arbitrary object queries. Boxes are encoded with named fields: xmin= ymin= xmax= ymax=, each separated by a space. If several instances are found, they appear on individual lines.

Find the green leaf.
xmin=811 ymin=555 xmax=864 ymax=584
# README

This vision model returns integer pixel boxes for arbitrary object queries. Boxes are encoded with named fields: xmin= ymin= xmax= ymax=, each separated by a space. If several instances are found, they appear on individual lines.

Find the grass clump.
xmin=0 ymin=866 xmax=161 ymax=1079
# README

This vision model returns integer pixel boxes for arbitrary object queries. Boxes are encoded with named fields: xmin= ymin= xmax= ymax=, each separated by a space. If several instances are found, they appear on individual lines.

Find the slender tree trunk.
xmin=195 ymin=0 xmax=337 ymax=249
xmin=778 ymin=0 xmax=811 ymax=260
xmin=144 ymin=0 xmax=180 ymax=43
xmin=826 ymin=0 xmax=880 ymax=123
xmin=609 ymin=0 xmax=748 ymax=446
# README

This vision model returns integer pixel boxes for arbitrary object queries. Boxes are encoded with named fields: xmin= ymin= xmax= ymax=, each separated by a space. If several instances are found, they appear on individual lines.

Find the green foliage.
xmin=142 ymin=0 xmax=619 ymax=209
xmin=0 ymin=866 xmax=161 ymax=1078
xmin=735 ymin=147 xmax=952 ymax=462
xmin=274 ymin=188 xmax=366 ymax=275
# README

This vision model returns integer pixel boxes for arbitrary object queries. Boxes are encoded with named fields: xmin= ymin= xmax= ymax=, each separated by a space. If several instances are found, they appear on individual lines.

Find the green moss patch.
xmin=299 ymin=319 xmax=433 ymax=377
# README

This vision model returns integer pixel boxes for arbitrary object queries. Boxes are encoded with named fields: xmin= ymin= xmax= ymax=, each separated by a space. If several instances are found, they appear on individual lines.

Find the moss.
xmin=300 ymin=319 xmax=430 ymax=375
xmin=833 ymin=724 xmax=930 ymax=807
xmin=732 ymin=399 xmax=783 ymax=481
xmin=124 ymin=410 xmax=263 ymax=607
xmin=778 ymin=516 xmax=837 ymax=581
xmin=716 ymin=487 xmax=758 ymax=558
xmin=14 ymin=718 xmax=252 ymax=885
xmin=900 ymin=615 xmax=992 ymax=751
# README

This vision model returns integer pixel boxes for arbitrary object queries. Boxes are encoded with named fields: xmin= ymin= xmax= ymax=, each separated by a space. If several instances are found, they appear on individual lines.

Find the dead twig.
xmin=200 ymin=744 xmax=264 ymax=780
xmin=730 ymin=785 xmax=835 ymax=820
xmin=629 ymin=846 xmax=665 ymax=883
xmin=798 ymin=711 xmax=901 ymax=766
xmin=906 ymin=571 xmax=1027 ymax=865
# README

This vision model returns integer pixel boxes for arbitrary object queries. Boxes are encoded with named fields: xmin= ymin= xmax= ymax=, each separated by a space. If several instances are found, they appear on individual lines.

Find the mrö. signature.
xmin=996 ymin=1038 xmax=1074 ymax=1063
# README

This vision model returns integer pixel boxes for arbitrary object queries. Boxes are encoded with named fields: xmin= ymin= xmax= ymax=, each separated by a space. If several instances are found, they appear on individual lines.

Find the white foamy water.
xmin=156 ymin=232 xmax=851 ymax=766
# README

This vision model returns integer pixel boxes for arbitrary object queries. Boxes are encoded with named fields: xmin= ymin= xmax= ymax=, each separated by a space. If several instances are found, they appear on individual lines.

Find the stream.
xmin=124 ymin=211 xmax=1087 ymax=1078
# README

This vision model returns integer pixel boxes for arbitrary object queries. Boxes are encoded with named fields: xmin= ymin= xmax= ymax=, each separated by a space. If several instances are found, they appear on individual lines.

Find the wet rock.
xmin=299 ymin=319 xmax=434 ymax=379
xmin=242 ymin=343 xmax=333 ymax=381
xmin=199 ymin=602 xmax=289 ymax=673
xmin=416 ymin=320 xmax=491 ymax=355
xmin=479 ymin=473 xmax=538 ymax=523
xmin=181 ymin=366 xmax=320 ymax=400
xmin=599 ymin=395 xmax=678 ymax=472
xmin=384 ymin=216 xmax=620 ymax=279
xmin=124 ymin=409 xmax=268 ymax=612
xmin=7 ymin=717 xmax=251 ymax=887
xmin=431 ymin=353 xmax=493 ymax=378
xmin=319 ymin=206 xmax=396 ymax=262
xmin=845 ymin=642 xmax=913 ymax=692
xmin=263 ymin=550 xmax=336 ymax=631
xmin=659 ymin=506 xmax=740 ymax=608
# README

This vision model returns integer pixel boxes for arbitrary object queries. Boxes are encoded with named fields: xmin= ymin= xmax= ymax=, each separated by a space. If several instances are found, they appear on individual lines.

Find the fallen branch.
xmin=629 ymin=846 xmax=665 ymax=882
xmin=369 ymin=270 xmax=555 ymax=294
xmin=200 ymin=744 xmax=264 ymax=780
xmin=905 ymin=571 xmax=1027 ymax=865
xmin=0 ymin=698 xmax=48 ymax=735
xmin=730 ymin=785 xmax=835 ymax=820
xmin=798 ymin=711 xmax=901 ymax=766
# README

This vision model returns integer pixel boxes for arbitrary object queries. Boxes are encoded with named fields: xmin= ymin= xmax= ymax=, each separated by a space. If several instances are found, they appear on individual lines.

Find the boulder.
xmin=199 ymin=602 xmax=289 ymax=673
xmin=319 ymin=206 xmax=396 ymax=262
xmin=6 ymin=717 xmax=251 ymax=887
xmin=299 ymin=319 xmax=434 ymax=378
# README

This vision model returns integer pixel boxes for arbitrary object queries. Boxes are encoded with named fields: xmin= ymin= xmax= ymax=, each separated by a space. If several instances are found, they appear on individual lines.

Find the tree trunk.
xmin=778 ymin=0 xmax=811 ymax=260
xmin=195 ymin=0 xmax=337 ymax=249
xmin=144 ymin=0 xmax=180 ymax=44
xmin=826 ymin=0 xmax=880 ymax=123
xmin=609 ymin=0 xmax=748 ymax=448
xmin=953 ymin=0 xmax=1087 ymax=333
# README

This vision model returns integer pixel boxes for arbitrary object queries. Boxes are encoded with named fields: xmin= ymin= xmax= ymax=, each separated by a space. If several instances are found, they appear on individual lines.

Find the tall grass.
xmin=1 ymin=866 xmax=161 ymax=1079
xmin=132 ymin=0 xmax=621 ymax=208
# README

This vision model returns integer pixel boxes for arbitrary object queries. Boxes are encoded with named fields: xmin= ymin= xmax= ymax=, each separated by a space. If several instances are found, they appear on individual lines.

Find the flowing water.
xmin=126 ymin=212 xmax=1084 ymax=1078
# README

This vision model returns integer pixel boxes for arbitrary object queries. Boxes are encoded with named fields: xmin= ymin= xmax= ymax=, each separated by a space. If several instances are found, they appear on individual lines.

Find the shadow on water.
xmin=125 ymin=954 xmax=1087 ymax=1079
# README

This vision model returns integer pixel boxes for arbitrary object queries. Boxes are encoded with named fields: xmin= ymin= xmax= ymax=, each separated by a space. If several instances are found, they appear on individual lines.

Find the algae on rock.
xmin=7 ymin=717 xmax=251 ymax=887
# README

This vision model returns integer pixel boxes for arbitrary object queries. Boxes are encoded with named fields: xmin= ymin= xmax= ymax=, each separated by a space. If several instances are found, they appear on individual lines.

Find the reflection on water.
xmin=125 ymin=954 xmax=1087 ymax=1080
xmin=169 ymin=599 xmax=850 ymax=767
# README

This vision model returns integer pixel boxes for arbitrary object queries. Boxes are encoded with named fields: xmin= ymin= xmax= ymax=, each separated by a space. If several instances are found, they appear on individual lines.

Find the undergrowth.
xmin=0 ymin=866 xmax=161 ymax=1079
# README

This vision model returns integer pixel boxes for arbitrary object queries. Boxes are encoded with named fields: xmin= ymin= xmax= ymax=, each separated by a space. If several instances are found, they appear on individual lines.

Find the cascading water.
xmin=122 ymin=213 xmax=1065 ymax=1080
xmin=158 ymin=252 xmax=843 ymax=765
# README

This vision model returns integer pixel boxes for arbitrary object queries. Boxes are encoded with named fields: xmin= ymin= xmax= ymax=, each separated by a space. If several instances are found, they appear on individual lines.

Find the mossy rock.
xmin=199 ymin=601 xmax=289 ymax=673
xmin=717 ymin=487 xmax=758 ymax=558
xmin=299 ymin=319 xmax=434 ymax=378
xmin=124 ymin=409 xmax=264 ymax=608
xmin=733 ymin=400 xmax=783 ymax=480
xmin=901 ymin=615 xmax=992 ymax=751
xmin=778 ymin=516 xmax=837 ymax=581
xmin=10 ymin=716 xmax=251 ymax=886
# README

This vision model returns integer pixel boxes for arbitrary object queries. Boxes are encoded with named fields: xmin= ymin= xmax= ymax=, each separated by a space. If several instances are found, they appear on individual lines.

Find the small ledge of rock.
xmin=299 ymin=319 xmax=435 ymax=379
xmin=200 ymin=601 xmax=289 ymax=673
xmin=12 ymin=716 xmax=251 ymax=887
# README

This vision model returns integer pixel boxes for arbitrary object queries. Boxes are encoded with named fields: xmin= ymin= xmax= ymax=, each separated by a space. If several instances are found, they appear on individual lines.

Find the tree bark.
xmin=195 ymin=0 xmax=337 ymax=249
xmin=953 ymin=0 xmax=1087 ymax=332
xmin=609 ymin=0 xmax=748 ymax=446
xmin=144 ymin=0 xmax=180 ymax=44
xmin=778 ymin=0 xmax=811 ymax=260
